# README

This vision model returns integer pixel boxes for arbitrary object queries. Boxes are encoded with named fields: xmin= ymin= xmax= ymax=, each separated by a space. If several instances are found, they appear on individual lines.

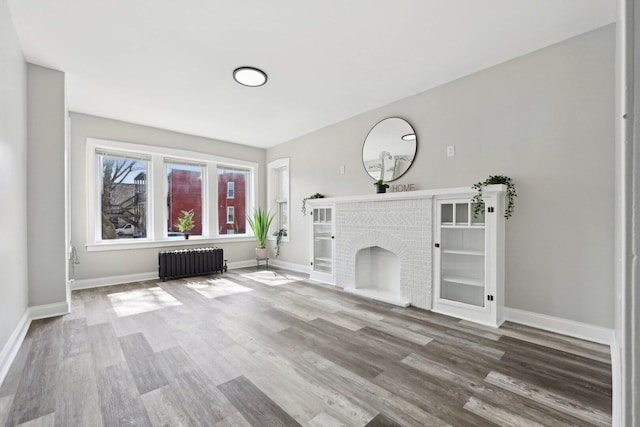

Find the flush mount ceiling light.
xmin=233 ymin=66 xmax=267 ymax=87
xmin=401 ymin=133 xmax=416 ymax=141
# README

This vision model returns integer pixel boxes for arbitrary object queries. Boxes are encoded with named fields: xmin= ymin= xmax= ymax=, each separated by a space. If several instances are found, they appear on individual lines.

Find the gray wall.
xmin=268 ymin=25 xmax=615 ymax=328
xmin=0 ymin=0 xmax=28 ymax=350
xmin=27 ymin=64 xmax=68 ymax=307
xmin=69 ymin=113 xmax=266 ymax=282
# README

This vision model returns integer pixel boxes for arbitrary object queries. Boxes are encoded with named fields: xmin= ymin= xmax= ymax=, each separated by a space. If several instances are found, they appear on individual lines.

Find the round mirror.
xmin=362 ymin=117 xmax=417 ymax=181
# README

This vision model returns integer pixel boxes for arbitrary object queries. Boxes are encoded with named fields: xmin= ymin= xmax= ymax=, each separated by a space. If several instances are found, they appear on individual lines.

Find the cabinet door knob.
xmin=331 ymin=236 xmax=335 ymax=239
xmin=434 ymin=243 xmax=440 ymax=248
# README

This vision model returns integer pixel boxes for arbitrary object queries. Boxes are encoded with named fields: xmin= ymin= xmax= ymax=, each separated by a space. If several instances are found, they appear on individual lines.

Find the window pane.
xmin=278 ymin=201 xmax=288 ymax=233
xmin=100 ymin=154 xmax=148 ymax=240
xmin=227 ymin=182 xmax=235 ymax=199
xmin=218 ymin=166 xmax=247 ymax=235
xmin=167 ymin=163 xmax=203 ymax=236
xmin=227 ymin=206 xmax=234 ymax=224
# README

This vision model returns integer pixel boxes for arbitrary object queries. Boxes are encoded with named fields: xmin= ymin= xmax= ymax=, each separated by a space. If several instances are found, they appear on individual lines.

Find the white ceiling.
xmin=7 ymin=0 xmax=616 ymax=148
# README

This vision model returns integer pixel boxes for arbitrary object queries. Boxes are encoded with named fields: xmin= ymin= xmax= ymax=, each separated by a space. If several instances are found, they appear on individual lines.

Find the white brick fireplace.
xmin=334 ymin=196 xmax=433 ymax=309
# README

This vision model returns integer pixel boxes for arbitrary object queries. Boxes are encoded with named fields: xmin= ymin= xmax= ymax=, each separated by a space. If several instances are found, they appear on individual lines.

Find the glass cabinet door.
xmin=312 ymin=207 xmax=333 ymax=274
xmin=438 ymin=201 xmax=486 ymax=308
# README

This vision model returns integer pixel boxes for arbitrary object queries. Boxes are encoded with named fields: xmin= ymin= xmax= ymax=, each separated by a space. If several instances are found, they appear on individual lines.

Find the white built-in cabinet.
xmin=309 ymin=205 xmax=335 ymax=284
xmin=433 ymin=186 xmax=506 ymax=327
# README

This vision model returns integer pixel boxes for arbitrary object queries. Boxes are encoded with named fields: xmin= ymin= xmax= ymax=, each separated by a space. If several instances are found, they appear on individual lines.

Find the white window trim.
xmin=86 ymin=137 xmax=258 ymax=252
xmin=267 ymin=157 xmax=290 ymax=243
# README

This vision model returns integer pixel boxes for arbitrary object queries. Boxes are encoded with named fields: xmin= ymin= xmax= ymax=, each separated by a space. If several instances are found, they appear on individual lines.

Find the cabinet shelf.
xmin=441 ymin=224 xmax=485 ymax=229
xmin=442 ymin=249 xmax=484 ymax=256
xmin=311 ymin=205 xmax=335 ymax=284
xmin=442 ymin=274 xmax=484 ymax=287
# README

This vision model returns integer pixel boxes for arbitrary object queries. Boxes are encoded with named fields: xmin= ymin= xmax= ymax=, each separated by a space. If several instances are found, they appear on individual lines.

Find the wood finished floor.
xmin=0 ymin=268 xmax=612 ymax=427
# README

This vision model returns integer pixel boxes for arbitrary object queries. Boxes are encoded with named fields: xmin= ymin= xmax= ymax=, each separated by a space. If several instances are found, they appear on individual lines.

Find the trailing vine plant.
xmin=273 ymin=228 xmax=287 ymax=257
xmin=471 ymin=175 xmax=517 ymax=220
xmin=301 ymin=193 xmax=325 ymax=216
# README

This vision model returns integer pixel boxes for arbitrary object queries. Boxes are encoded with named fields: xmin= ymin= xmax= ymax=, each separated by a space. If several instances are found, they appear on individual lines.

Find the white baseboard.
xmin=610 ymin=334 xmax=621 ymax=427
xmin=0 ymin=309 xmax=31 ymax=387
xmin=71 ymin=272 xmax=159 ymax=290
xmin=0 ymin=299 xmax=72 ymax=387
xmin=226 ymin=260 xmax=256 ymax=269
xmin=504 ymin=307 xmax=614 ymax=345
xmin=29 ymin=300 xmax=70 ymax=320
xmin=268 ymin=259 xmax=310 ymax=274
xmin=70 ymin=261 xmax=261 ymax=290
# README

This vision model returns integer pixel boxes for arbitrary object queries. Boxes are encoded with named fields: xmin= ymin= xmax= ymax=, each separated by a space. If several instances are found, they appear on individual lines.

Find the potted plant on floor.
xmin=248 ymin=208 xmax=274 ymax=259
xmin=175 ymin=209 xmax=195 ymax=239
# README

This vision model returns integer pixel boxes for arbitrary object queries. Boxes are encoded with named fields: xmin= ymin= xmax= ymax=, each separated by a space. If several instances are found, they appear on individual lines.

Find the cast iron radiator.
xmin=158 ymin=247 xmax=226 ymax=281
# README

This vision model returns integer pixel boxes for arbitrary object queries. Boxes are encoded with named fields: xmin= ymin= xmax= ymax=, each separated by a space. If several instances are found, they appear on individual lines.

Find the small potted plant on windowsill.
xmin=273 ymin=228 xmax=287 ymax=258
xmin=175 ymin=209 xmax=195 ymax=239
xmin=248 ymin=208 xmax=274 ymax=260
xmin=374 ymin=179 xmax=390 ymax=194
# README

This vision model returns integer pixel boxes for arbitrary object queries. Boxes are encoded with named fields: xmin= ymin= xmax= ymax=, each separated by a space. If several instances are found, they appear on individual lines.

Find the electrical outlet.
xmin=447 ymin=145 xmax=455 ymax=157
xmin=340 ymin=165 xmax=345 ymax=174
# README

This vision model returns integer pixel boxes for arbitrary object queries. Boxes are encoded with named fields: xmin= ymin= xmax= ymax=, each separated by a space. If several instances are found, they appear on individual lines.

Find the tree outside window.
xmin=99 ymin=154 xmax=148 ymax=240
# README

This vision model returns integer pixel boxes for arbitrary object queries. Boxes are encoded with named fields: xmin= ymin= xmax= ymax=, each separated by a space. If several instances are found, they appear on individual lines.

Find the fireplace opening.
xmin=355 ymin=246 xmax=401 ymax=298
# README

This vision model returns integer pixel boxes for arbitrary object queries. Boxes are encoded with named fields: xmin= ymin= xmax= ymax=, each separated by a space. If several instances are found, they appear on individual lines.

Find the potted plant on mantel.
xmin=471 ymin=175 xmax=517 ymax=219
xmin=175 ymin=209 xmax=195 ymax=239
xmin=248 ymin=208 xmax=274 ymax=260
xmin=374 ymin=179 xmax=390 ymax=194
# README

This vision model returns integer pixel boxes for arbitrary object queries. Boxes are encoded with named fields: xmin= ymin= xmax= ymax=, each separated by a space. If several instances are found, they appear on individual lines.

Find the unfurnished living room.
xmin=1 ymin=1 xmax=639 ymax=426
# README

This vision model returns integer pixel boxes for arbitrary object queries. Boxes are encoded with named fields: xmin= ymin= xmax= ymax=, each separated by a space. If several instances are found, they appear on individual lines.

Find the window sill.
xmin=86 ymin=236 xmax=255 ymax=252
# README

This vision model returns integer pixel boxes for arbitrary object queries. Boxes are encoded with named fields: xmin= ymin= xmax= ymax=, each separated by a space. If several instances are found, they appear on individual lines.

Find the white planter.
xmin=255 ymin=247 xmax=268 ymax=260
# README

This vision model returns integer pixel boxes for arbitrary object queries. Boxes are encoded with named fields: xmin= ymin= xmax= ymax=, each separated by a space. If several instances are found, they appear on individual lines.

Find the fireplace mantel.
xmin=306 ymin=185 xmax=484 ymax=205
xmin=306 ymin=185 xmax=505 ymax=309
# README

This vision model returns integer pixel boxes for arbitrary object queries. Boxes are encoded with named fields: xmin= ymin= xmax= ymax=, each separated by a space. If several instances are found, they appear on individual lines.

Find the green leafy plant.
xmin=247 ymin=208 xmax=275 ymax=248
xmin=471 ymin=175 xmax=517 ymax=220
xmin=175 ymin=209 xmax=195 ymax=233
xmin=374 ymin=179 xmax=389 ymax=189
xmin=301 ymin=193 xmax=325 ymax=216
xmin=273 ymin=228 xmax=287 ymax=257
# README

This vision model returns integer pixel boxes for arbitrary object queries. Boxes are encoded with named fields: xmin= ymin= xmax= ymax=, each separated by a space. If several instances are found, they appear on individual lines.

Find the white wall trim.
xmin=71 ymin=261 xmax=261 ymax=291
xmin=227 ymin=259 xmax=256 ymax=269
xmin=269 ymin=259 xmax=310 ymax=274
xmin=72 ymin=272 xmax=158 ymax=290
xmin=29 ymin=301 xmax=70 ymax=320
xmin=0 ymin=310 xmax=31 ymax=387
xmin=504 ymin=307 xmax=614 ymax=345
xmin=611 ymin=334 xmax=622 ymax=426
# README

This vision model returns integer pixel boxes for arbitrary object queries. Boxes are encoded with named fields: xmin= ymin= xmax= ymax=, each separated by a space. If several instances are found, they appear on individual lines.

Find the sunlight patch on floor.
xmin=241 ymin=270 xmax=305 ymax=286
xmin=186 ymin=278 xmax=253 ymax=298
xmin=108 ymin=287 xmax=182 ymax=317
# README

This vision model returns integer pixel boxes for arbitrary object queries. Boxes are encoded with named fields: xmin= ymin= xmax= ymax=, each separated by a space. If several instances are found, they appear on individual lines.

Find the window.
xmin=166 ymin=162 xmax=204 ymax=237
xmin=98 ymin=152 xmax=149 ymax=240
xmin=227 ymin=206 xmax=235 ymax=224
xmin=87 ymin=138 xmax=257 ymax=250
xmin=218 ymin=166 xmax=249 ymax=235
xmin=267 ymin=158 xmax=290 ymax=237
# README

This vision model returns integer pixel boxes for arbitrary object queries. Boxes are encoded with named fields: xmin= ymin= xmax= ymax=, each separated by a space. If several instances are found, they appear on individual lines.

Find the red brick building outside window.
xmin=167 ymin=167 xmax=203 ymax=235
xmin=218 ymin=168 xmax=247 ymax=234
